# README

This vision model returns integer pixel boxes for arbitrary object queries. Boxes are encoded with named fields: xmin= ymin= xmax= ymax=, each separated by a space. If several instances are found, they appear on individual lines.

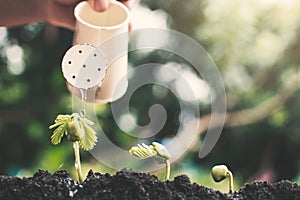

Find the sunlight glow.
xmin=119 ymin=113 xmax=137 ymax=132
xmin=154 ymin=62 xmax=211 ymax=103
xmin=0 ymin=27 xmax=7 ymax=44
xmin=131 ymin=3 xmax=168 ymax=29
xmin=174 ymin=68 xmax=210 ymax=103
xmin=261 ymin=0 xmax=296 ymax=7
xmin=5 ymin=44 xmax=25 ymax=75
xmin=130 ymin=2 xmax=169 ymax=53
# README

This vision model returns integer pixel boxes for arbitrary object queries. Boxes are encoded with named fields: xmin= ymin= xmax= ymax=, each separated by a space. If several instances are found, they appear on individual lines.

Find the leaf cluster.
xmin=129 ymin=142 xmax=170 ymax=161
xmin=49 ymin=113 xmax=97 ymax=151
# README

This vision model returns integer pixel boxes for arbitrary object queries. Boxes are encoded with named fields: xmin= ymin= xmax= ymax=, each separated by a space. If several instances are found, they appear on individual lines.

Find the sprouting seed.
xmin=49 ymin=113 xmax=97 ymax=183
xmin=211 ymin=164 xmax=234 ymax=193
xmin=129 ymin=142 xmax=171 ymax=180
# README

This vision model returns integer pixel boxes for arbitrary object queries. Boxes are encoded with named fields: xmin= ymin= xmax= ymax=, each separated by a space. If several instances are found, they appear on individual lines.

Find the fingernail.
xmin=94 ymin=0 xmax=109 ymax=12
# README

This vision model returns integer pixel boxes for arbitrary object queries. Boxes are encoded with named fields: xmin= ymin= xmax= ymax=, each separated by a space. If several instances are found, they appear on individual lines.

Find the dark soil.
xmin=0 ymin=169 xmax=299 ymax=200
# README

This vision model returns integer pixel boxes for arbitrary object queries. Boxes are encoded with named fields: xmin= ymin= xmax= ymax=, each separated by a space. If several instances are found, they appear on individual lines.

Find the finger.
xmin=88 ymin=0 xmax=109 ymax=12
xmin=128 ymin=22 xmax=132 ymax=31
xmin=54 ymin=0 xmax=81 ymax=5
xmin=121 ymin=0 xmax=135 ymax=10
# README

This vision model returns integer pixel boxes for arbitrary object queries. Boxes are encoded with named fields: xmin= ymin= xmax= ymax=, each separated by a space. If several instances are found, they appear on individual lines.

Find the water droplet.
xmin=69 ymin=189 xmax=78 ymax=197
xmin=80 ymin=109 xmax=86 ymax=117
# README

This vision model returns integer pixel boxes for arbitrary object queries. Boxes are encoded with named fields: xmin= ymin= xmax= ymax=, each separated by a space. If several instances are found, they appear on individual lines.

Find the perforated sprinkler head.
xmin=62 ymin=44 xmax=108 ymax=90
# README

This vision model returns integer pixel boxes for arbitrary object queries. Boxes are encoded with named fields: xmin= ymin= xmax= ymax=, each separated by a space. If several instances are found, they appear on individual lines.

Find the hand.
xmin=0 ymin=0 xmax=134 ymax=30
xmin=47 ymin=0 xmax=134 ymax=30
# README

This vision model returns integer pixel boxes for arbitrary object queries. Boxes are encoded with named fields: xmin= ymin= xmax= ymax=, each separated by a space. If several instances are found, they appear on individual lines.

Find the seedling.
xmin=49 ymin=113 xmax=97 ymax=183
xmin=211 ymin=164 xmax=234 ymax=193
xmin=129 ymin=142 xmax=171 ymax=180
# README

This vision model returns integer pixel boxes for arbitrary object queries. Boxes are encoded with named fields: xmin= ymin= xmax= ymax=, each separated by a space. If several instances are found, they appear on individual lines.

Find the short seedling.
xmin=211 ymin=164 xmax=234 ymax=193
xmin=49 ymin=113 xmax=97 ymax=183
xmin=129 ymin=142 xmax=171 ymax=180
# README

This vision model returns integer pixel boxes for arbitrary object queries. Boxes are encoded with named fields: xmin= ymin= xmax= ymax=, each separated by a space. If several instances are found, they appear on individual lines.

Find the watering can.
xmin=62 ymin=1 xmax=130 ymax=103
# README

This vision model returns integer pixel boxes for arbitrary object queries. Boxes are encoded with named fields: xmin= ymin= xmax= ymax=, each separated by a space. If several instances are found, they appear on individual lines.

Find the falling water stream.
xmin=79 ymin=88 xmax=87 ymax=117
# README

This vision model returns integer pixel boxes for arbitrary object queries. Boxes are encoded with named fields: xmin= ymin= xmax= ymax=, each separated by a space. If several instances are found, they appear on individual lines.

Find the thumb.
xmin=88 ymin=0 xmax=109 ymax=12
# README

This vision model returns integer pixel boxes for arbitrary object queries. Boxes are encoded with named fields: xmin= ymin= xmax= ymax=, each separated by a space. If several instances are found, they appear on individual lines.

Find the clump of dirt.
xmin=228 ymin=181 xmax=300 ymax=200
xmin=0 ymin=169 xmax=299 ymax=200
xmin=76 ymin=170 xmax=225 ymax=200
xmin=0 ymin=169 xmax=78 ymax=199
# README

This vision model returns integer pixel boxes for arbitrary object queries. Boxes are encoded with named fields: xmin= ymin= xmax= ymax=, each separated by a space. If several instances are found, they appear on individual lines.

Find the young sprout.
xmin=211 ymin=164 xmax=234 ymax=193
xmin=49 ymin=113 xmax=97 ymax=183
xmin=129 ymin=142 xmax=171 ymax=180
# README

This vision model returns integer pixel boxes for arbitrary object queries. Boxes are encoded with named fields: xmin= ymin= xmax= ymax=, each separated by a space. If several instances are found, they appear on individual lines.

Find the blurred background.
xmin=1 ymin=0 xmax=300 ymax=193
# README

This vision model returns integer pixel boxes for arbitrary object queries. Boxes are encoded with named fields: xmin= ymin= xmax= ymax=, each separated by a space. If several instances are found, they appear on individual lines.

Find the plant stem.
xmin=165 ymin=159 xmax=170 ymax=180
xmin=227 ymin=170 xmax=233 ymax=193
xmin=73 ymin=141 xmax=84 ymax=183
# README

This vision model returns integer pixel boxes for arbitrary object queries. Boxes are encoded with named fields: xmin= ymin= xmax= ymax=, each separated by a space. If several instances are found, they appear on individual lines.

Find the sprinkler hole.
xmin=98 ymin=68 xmax=101 ymax=71
xmin=83 ymin=65 xmax=86 ymax=68
xmin=87 ymin=79 xmax=90 ymax=82
xmin=68 ymin=61 xmax=72 ymax=64
xmin=78 ymin=50 xmax=82 ymax=54
xmin=94 ymin=54 xmax=97 ymax=57
xmin=72 ymin=75 xmax=76 ymax=79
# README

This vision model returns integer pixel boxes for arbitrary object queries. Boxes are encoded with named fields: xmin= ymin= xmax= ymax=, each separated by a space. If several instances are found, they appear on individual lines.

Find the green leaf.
xmin=49 ymin=113 xmax=97 ymax=151
xmin=81 ymin=118 xmax=94 ymax=126
xmin=49 ymin=114 xmax=71 ymax=129
xmin=50 ymin=123 xmax=67 ymax=145
xmin=49 ymin=121 xmax=65 ymax=129
xmin=129 ymin=143 xmax=157 ymax=159
xmin=74 ymin=117 xmax=84 ymax=139
xmin=56 ymin=114 xmax=71 ymax=121
xmin=79 ymin=123 xmax=97 ymax=151
xmin=152 ymin=142 xmax=170 ymax=160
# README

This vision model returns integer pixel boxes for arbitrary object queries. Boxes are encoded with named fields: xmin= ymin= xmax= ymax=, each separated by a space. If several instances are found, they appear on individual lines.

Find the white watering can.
xmin=62 ymin=1 xmax=130 ymax=103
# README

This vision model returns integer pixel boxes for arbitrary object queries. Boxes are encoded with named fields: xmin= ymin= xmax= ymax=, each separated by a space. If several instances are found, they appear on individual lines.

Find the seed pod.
xmin=211 ymin=165 xmax=229 ymax=182
xmin=152 ymin=142 xmax=170 ymax=160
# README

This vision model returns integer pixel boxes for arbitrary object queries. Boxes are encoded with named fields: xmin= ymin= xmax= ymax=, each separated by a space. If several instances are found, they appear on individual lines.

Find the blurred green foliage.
xmin=0 ymin=0 xmax=300 ymax=193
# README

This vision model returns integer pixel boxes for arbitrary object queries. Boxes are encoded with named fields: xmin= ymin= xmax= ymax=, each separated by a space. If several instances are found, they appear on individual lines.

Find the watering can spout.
xmin=61 ymin=43 xmax=128 ymax=103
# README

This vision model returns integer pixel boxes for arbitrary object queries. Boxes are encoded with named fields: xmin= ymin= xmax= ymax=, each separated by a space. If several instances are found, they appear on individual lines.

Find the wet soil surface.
xmin=0 ymin=169 xmax=299 ymax=200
